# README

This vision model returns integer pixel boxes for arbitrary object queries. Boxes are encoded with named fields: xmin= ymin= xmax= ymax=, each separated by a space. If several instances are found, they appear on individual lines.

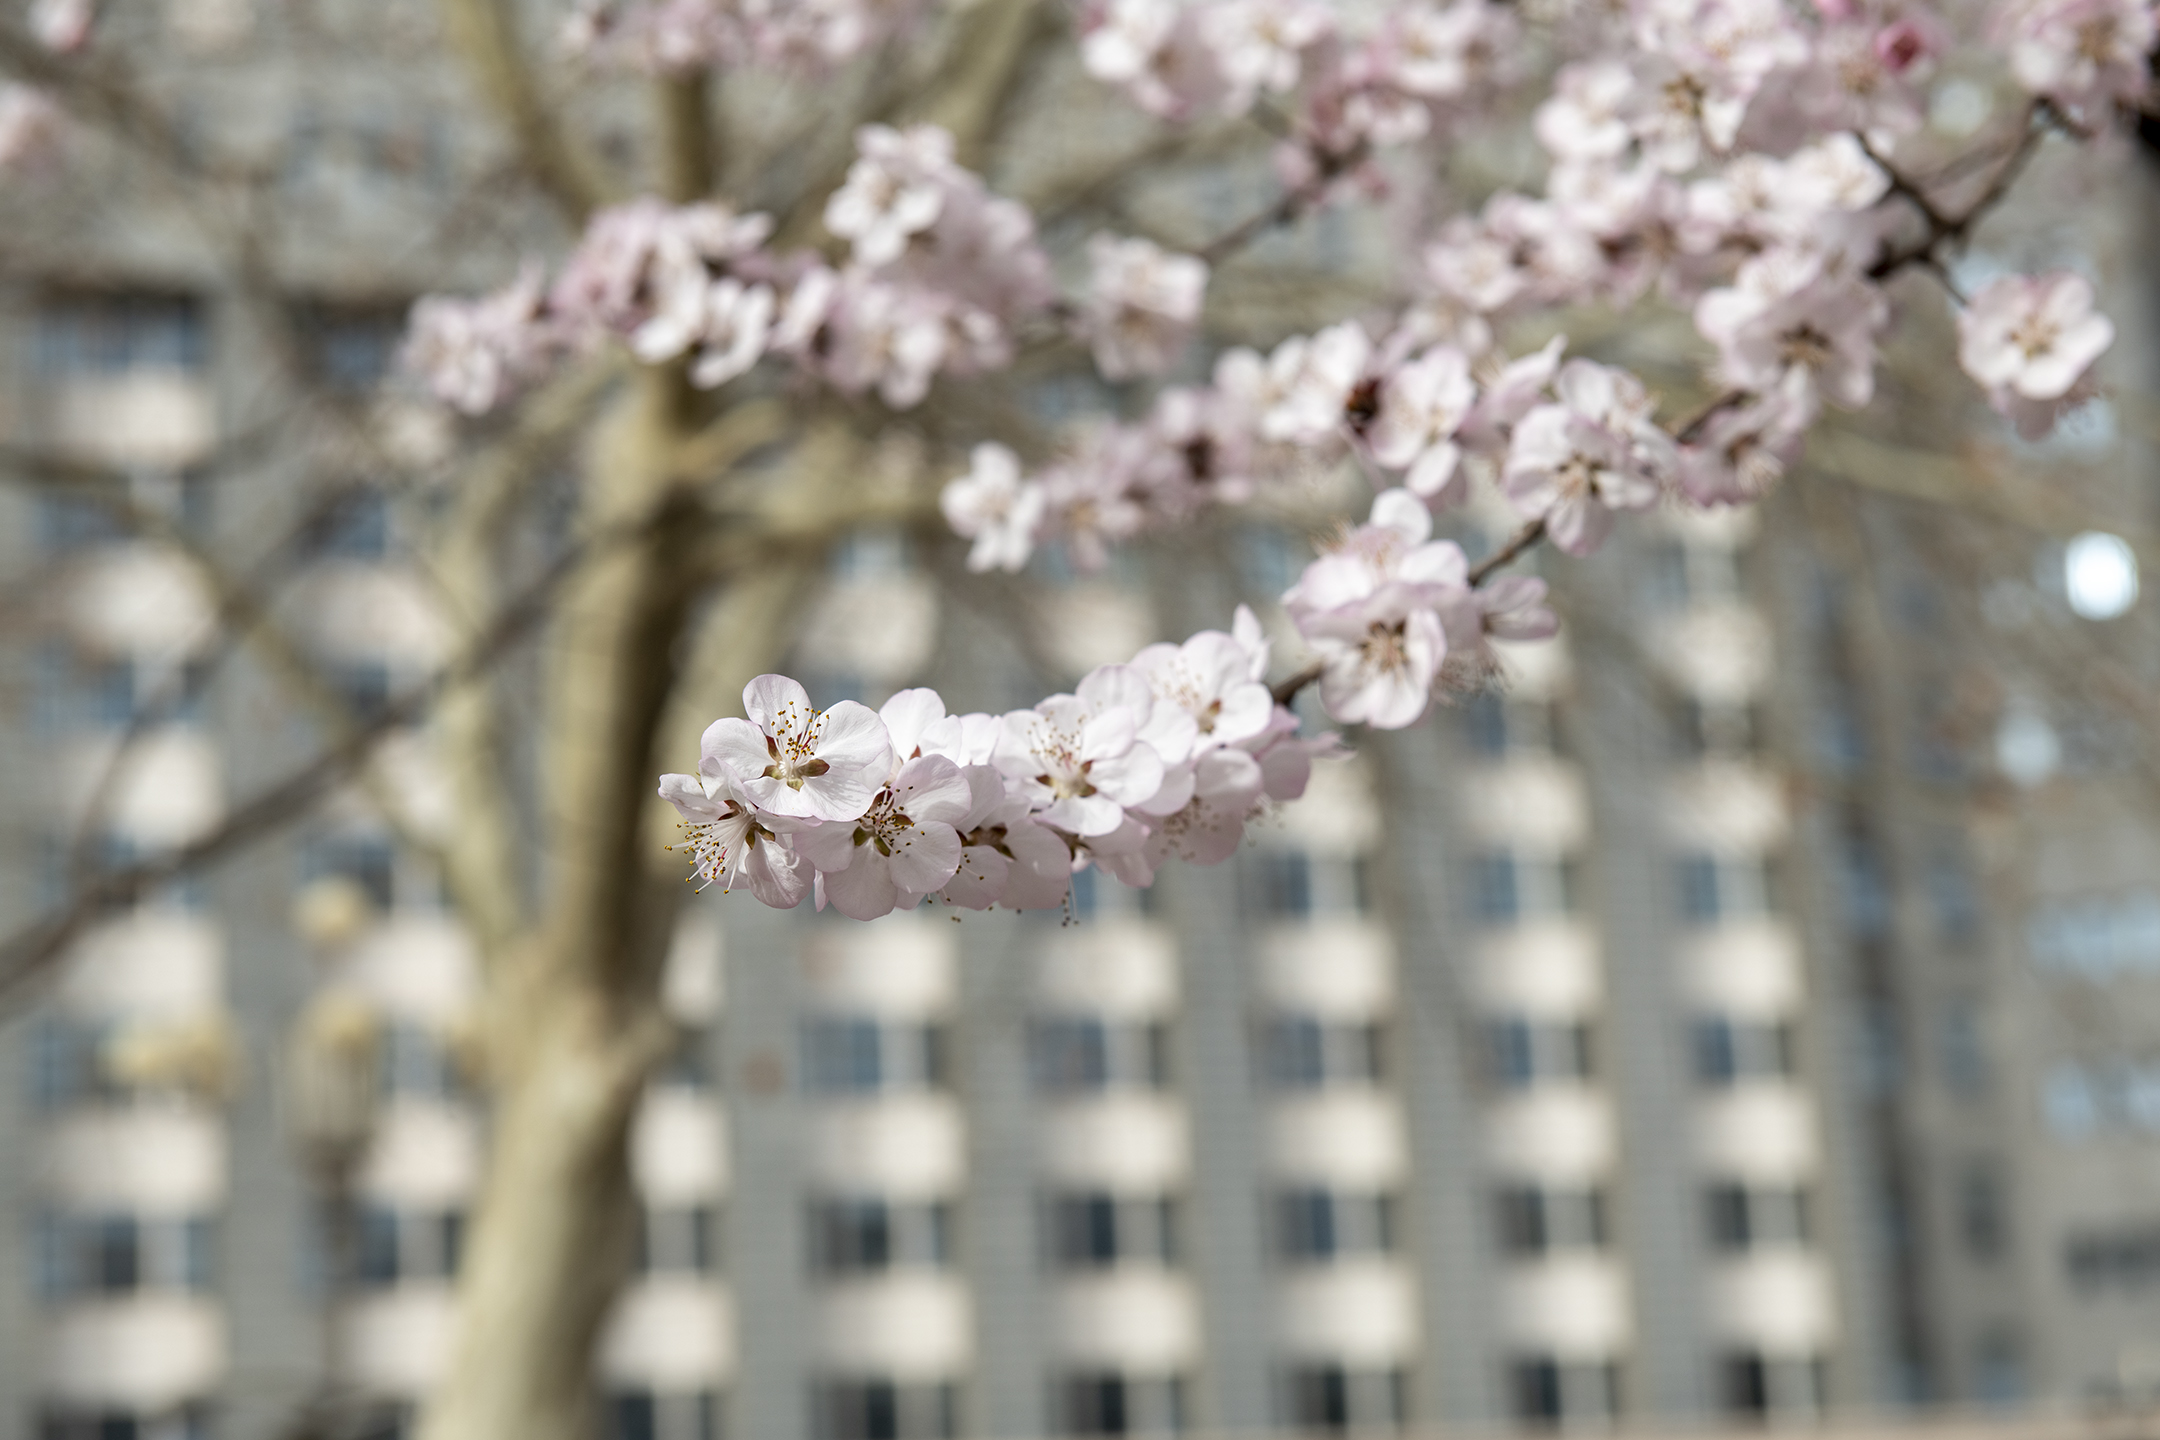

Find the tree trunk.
xmin=417 ymin=372 xmax=694 ymax=1440
xmin=413 ymin=982 xmax=647 ymax=1440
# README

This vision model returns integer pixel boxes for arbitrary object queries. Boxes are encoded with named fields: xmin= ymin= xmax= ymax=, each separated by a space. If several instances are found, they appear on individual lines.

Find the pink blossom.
xmin=1198 ymin=0 xmax=1335 ymax=111
xmin=1536 ymin=61 xmax=1636 ymax=161
xmin=402 ymin=265 xmax=556 ymax=416
xmin=702 ymin=675 xmax=895 ymax=822
xmin=1284 ymin=488 xmax=1471 ymax=621
xmin=1474 ymin=575 xmax=1559 ymax=642
xmin=1995 ymin=0 xmax=2156 ymax=116
xmin=31 ymin=0 xmax=94 ymax=52
xmin=658 ymin=768 xmax=810 ymax=908
xmin=941 ymin=443 xmax=1047 ymax=573
xmin=1502 ymin=361 xmax=1669 ymax=555
xmin=796 ymin=754 xmax=973 ymax=919
xmin=1380 ymin=0 xmax=1518 ymax=99
xmin=1675 ymin=393 xmax=1807 ymax=505
xmin=1132 ymin=627 xmax=1278 ymax=752
xmin=1958 ymin=271 xmax=2115 ymax=402
xmin=1364 ymin=345 xmax=1477 ymax=500
xmin=1694 ymin=254 xmax=1887 ymax=412
xmin=819 ymin=274 xmax=950 ymax=408
xmin=938 ymin=764 xmax=1073 ymax=910
xmin=1083 ymin=235 xmax=1209 ymax=380
xmin=1304 ymin=586 xmax=1448 ymax=728
xmin=1262 ymin=322 xmax=1373 ymax=444
xmin=825 ymin=124 xmax=954 ymax=267
xmin=993 ymin=670 xmax=1173 ymax=837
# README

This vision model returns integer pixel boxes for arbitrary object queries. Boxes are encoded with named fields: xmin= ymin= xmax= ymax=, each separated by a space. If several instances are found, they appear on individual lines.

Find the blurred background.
xmin=4 ymin=3 xmax=2160 ymax=1440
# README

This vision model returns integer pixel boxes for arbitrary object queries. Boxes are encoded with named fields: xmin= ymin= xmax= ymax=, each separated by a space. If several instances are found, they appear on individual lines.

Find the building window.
xmin=1278 ymin=1365 xmax=1405 ymax=1434
xmin=2027 ymin=889 xmax=2160 ymax=979
xmin=1258 ymin=1016 xmax=1382 ymax=1090
xmin=1973 ymin=1331 xmax=2024 ymax=1407
xmin=813 ymin=1379 xmax=957 ymax=1440
xmin=1508 ymin=1356 xmax=1619 ymax=1427
xmin=36 ymin=293 xmax=207 ymax=375
xmin=1495 ymin=1186 xmax=1609 ymax=1256
xmin=639 ymin=1205 xmax=719 ymax=1275
xmin=351 ymin=1206 xmax=463 ymax=1286
xmin=310 ymin=486 xmax=393 ymax=560
xmin=1470 ymin=853 xmax=1577 ymax=925
xmin=1045 ymin=1193 xmax=1178 ymax=1270
xmin=1031 ymin=1017 xmax=1169 ymax=1094
xmin=1704 ymin=1184 xmax=1810 ymax=1252
xmin=1940 ymin=1003 xmax=1989 ymax=1097
xmin=1676 ymin=854 xmax=1766 ymax=925
xmin=809 ymin=1198 xmax=953 ymax=1276
xmin=38 ymin=1406 xmax=213 ymax=1440
xmin=1247 ymin=851 xmax=1371 ymax=918
xmin=2064 ymin=1223 xmax=2160 ymax=1291
xmin=801 ymin=1018 xmax=947 ymax=1095
xmin=1272 ymin=1189 xmax=1397 ymax=1264
xmin=605 ymin=1390 xmax=721 ymax=1440
xmin=1054 ymin=1372 xmax=1187 ymax=1436
xmin=36 ymin=1213 xmax=215 ymax=1299
xmin=1485 ymin=1019 xmax=1593 ymax=1089
xmin=1674 ymin=700 xmax=1758 ymax=759
xmin=1691 ymin=1018 xmax=1795 ymax=1086
xmin=1717 ymin=1352 xmax=1824 ymax=1419
xmin=1464 ymin=695 xmax=1556 ymax=758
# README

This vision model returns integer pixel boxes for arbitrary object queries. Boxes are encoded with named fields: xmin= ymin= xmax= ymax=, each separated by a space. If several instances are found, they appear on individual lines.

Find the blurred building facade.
xmin=3 ymin=7 xmax=2160 ymax=1440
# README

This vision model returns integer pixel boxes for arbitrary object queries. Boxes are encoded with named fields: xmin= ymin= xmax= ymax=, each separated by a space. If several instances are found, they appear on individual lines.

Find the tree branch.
xmin=441 ymin=0 xmax=609 ymax=224
xmin=0 ymin=483 xmax=698 ymax=1010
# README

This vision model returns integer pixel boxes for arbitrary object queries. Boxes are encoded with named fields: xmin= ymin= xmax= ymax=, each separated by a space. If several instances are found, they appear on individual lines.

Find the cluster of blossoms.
xmin=936 ymin=0 xmax=2141 ymax=584
xmin=401 ymin=123 xmax=1210 ymax=414
xmin=0 ymin=0 xmax=93 ymax=175
xmin=659 ymin=621 xmax=1331 ymax=918
xmin=562 ymin=0 xmax=937 ymax=72
xmin=1079 ymin=0 xmax=1525 ymax=189
xmin=370 ymin=0 xmax=2158 ymax=912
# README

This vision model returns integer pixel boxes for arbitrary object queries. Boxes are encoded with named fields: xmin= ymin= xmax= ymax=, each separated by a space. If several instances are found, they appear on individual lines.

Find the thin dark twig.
xmin=1197 ymin=145 xmax=1365 ymax=267
xmin=1868 ymin=102 xmax=2046 ymax=283
xmin=1468 ymin=518 xmax=1548 ymax=587
xmin=1673 ymin=389 xmax=1749 ymax=446
xmin=1271 ymin=660 xmax=1323 ymax=708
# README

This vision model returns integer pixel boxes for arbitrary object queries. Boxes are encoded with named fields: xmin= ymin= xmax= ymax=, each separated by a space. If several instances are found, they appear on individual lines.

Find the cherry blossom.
xmin=1363 ymin=345 xmax=1476 ymax=500
xmin=1502 ymin=361 xmax=1669 ymax=555
xmin=1263 ymin=322 xmax=1373 ymax=445
xmin=1957 ymin=271 xmax=2116 ymax=410
xmin=1995 ymin=0 xmax=2157 ymax=116
xmin=825 ymin=125 xmax=954 ymax=267
xmin=31 ymin=0 xmax=94 ymax=52
xmin=1083 ymin=236 xmax=1210 ymax=381
xmin=1132 ymin=624 xmax=1278 ymax=753
xmin=939 ymin=765 xmax=1074 ymax=910
xmin=993 ymin=671 xmax=1174 ymax=837
xmin=402 ymin=265 xmax=556 ymax=416
xmin=657 ymin=769 xmax=811 ymax=908
xmin=796 ymin=754 xmax=973 ymax=919
xmin=1694 ymin=256 xmax=1888 ymax=414
xmin=359 ymin=0 xmax=2160 ymax=921
xmin=700 ymin=676 xmax=894 ymax=822
xmin=1303 ymin=589 xmax=1450 ymax=729
xmin=942 ymin=443 xmax=1047 ymax=573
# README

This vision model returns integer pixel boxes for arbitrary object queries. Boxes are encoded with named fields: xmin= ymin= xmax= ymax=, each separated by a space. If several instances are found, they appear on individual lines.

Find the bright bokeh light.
xmin=2065 ymin=531 xmax=2139 ymax=620
xmin=1996 ymin=705 xmax=2062 ymax=787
